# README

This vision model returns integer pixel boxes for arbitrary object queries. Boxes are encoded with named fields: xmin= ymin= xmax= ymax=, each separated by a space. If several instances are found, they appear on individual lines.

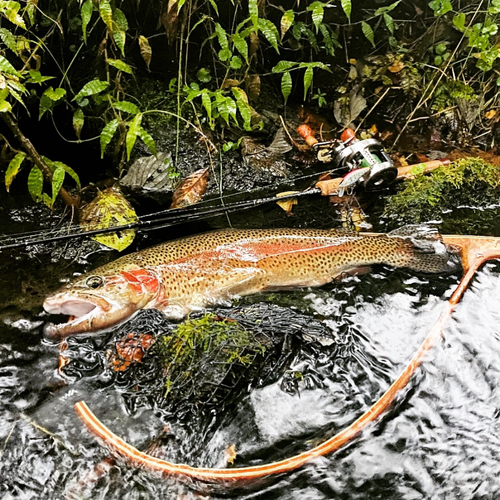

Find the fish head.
xmin=43 ymin=265 xmax=162 ymax=339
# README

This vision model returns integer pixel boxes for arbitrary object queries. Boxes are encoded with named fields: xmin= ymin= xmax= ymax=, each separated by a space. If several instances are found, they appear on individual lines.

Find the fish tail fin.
xmin=389 ymin=225 xmax=462 ymax=273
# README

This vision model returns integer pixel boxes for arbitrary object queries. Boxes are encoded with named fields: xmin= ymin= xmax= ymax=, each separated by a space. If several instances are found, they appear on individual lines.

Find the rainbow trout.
xmin=43 ymin=227 xmax=458 ymax=339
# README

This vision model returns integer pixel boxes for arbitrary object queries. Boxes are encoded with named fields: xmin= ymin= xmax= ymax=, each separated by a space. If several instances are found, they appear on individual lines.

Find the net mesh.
xmin=59 ymin=304 xmax=336 ymax=419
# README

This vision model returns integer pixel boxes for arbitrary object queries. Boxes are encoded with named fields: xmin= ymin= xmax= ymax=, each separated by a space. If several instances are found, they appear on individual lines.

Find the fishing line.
xmin=0 ymin=161 xmax=348 ymax=250
xmin=0 ymin=188 xmax=322 ymax=251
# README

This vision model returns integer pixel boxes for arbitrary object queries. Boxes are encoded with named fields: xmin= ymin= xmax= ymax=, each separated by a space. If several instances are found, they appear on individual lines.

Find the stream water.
xmin=1 ymin=191 xmax=500 ymax=499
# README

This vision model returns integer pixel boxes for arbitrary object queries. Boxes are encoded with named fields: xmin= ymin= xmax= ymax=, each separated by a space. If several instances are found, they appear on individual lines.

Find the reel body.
xmin=299 ymin=125 xmax=398 ymax=193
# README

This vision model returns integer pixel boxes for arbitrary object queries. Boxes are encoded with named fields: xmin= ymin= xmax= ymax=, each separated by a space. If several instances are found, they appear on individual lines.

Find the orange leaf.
xmin=108 ymin=333 xmax=155 ymax=372
xmin=485 ymin=109 xmax=497 ymax=119
xmin=169 ymin=168 xmax=209 ymax=209
xmin=388 ymin=61 xmax=405 ymax=73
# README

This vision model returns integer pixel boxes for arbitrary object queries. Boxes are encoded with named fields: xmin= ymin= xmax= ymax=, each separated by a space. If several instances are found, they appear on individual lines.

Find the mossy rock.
xmin=384 ymin=157 xmax=500 ymax=224
xmin=154 ymin=313 xmax=268 ymax=400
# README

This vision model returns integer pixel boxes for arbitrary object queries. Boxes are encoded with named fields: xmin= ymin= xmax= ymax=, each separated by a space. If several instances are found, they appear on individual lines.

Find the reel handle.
xmin=297 ymin=124 xmax=319 ymax=147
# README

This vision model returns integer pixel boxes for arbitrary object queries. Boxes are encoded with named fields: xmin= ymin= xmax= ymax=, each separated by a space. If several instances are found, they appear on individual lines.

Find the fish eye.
xmin=85 ymin=276 xmax=104 ymax=289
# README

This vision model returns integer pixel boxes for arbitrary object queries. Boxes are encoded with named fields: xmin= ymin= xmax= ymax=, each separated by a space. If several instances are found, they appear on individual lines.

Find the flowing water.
xmin=1 ymin=194 xmax=500 ymax=499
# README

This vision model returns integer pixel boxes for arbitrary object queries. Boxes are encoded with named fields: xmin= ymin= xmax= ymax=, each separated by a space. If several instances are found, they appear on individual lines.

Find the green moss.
xmin=153 ymin=313 xmax=267 ymax=397
xmin=384 ymin=157 xmax=500 ymax=223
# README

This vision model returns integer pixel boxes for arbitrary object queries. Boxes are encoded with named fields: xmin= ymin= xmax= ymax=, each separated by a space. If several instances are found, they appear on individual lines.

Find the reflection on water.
xmin=2 ymin=212 xmax=500 ymax=498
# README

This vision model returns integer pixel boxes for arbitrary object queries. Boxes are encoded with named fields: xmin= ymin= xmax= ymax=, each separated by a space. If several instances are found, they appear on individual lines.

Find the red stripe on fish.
xmin=120 ymin=270 xmax=160 ymax=294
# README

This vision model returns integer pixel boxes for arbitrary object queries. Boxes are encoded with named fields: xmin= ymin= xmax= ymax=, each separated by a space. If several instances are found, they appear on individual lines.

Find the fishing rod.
xmin=0 ymin=189 xmax=320 ymax=251
xmin=0 ymin=158 xmax=448 ymax=251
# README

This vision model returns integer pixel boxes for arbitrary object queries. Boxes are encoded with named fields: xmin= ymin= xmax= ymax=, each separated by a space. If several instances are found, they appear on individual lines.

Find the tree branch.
xmin=2 ymin=113 xmax=80 ymax=207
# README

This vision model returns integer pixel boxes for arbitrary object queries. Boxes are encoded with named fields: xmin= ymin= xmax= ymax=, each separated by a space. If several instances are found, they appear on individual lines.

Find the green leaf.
xmin=0 ymin=54 xmax=21 ymax=77
xmin=57 ymin=161 xmax=81 ymax=189
xmin=208 ymin=0 xmax=219 ymax=15
xmin=308 ymin=2 xmax=324 ymax=31
xmin=100 ymin=118 xmax=120 ymax=158
xmin=214 ymin=94 xmax=230 ymax=125
xmin=44 ymin=87 xmax=66 ymax=101
xmin=272 ymin=60 xmax=298 ymax=73
xmin=280 ymin=10 xmax=294 ymax=39
xmin=99 ymin=0 xmax=113 ymax=32
xmin=39 ymin=94 xmax=53 ymax=119
xmin=196 ymin=67 xmax=211 ymax=83
xmin=107 ymin=58 xmax=133 ymax=74
xmin=281 ymin=71 xmax=292 ymax=105
xmin=113 ymin=31 xmax=126 ymax=56
xmin=435 ymin=42 xmax=447 ymax=55
xmin=5 ymin=152 xmax=25 ymax=192
xmin=218 ymin=48 xmax=232 ymax=62
xmin=25 ymin=1 xmax=36 ymax=25
xmin=201 ymin=89 xmax=212 ymax=124
xmin=42 ymin=193 xmax=52 ymax=208
xmin=490 ymin=0 xmax=500 ymax=14
xmin=303 ymin=65 xmax=313 ymax=101
xmin=361 ymin=21 xmax=375 ymax=47
xmin=215 ymin=23 xmax=229 ymax=50
xmin=383 ymin=13 xmax=395 ymax=34
xmin=248 ymin=0 xmax=259 ymax=31
xmin=74 ymin=79 xmax=109 ymax=100
xmin=258 ymin=18 xmax=280 ymax=52
xmin=319 ymin=23 xmax=340 ymax=56
xmin=27 ymin=69 xmax=54 ymax=84
xmin=0 ymin=99 xmax=11 ymax=112
xmin=51 ymin=166 xmax=65 ymax=206
xmin=341 ymin=0 xmax=351 ymax=22
xmin=5 ymin=5 xmax=26 ymax=29
xmin=230 ymin=55 xmax=242 ymax=69
xmin=81 ymin=0 xmax=93 ymax=43
xmin=428 ymin=0 xmax=452 ymax=17
xmin=113 ymin=100 xmax=140 ymax=114
xmin=113 ymin=7 xmax=128 ymax=31
xmin=126 ymin=113 xmax=142 ymax=160
xmin=27 ymin=165 xmax=43 ymax=202
xmin=232 ymin=87 xmax=252 ymax=130
xmin=232 ymin=32 xmax=248 ymax=63
xmin=137 ymin=126 xmax=156 ymax=155
xmin=73 ymin=108 xmax=84 ymax=140
xmin=0 ymin=27 xmax=17 ymax=52
xmin=374 ymin=1 xmax=401 ymax=15
xmin=298 ymin=61 xmax=331 ymax=72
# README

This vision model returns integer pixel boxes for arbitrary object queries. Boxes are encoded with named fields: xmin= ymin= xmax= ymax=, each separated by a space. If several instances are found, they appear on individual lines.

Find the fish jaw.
xmin=43 ymin=267 xmax=163 ymax=339
xmin=43 ymin=292 xmax=138 ymax=339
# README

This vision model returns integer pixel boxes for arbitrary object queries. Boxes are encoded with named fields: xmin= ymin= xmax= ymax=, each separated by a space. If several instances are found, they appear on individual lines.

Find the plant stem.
xmin=2 ymin=113 xmax=79 ymax=207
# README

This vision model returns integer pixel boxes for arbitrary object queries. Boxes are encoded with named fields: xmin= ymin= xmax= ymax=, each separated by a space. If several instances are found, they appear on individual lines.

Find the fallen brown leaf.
xmin=225 ymin=444 xmax=237 ymax=465
xmin=170 ymin=168 xmax=209 ymax=209
xmin=276 ymin=191 xmax=299 ymax=215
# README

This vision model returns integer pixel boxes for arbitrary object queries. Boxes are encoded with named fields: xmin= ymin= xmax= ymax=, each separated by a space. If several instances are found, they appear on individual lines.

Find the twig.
xmin=20 ymin=413 xmax=80 ymax=456
xmin=1 ymin=113 xmax=79 ymax=207
xmin=0 ymin=421 xmax=16 ymax=457
xmin=392 ymin=0 xmax=485 ymax=148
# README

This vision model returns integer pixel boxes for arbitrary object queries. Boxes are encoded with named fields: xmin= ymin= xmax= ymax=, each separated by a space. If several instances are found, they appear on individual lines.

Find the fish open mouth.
xmin=43 ymin=295 xmax=113 ymax=339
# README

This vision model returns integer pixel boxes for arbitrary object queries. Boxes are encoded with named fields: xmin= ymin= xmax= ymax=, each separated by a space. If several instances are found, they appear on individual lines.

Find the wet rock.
xmin=240 ymin=127 xmax=292 ymax=177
